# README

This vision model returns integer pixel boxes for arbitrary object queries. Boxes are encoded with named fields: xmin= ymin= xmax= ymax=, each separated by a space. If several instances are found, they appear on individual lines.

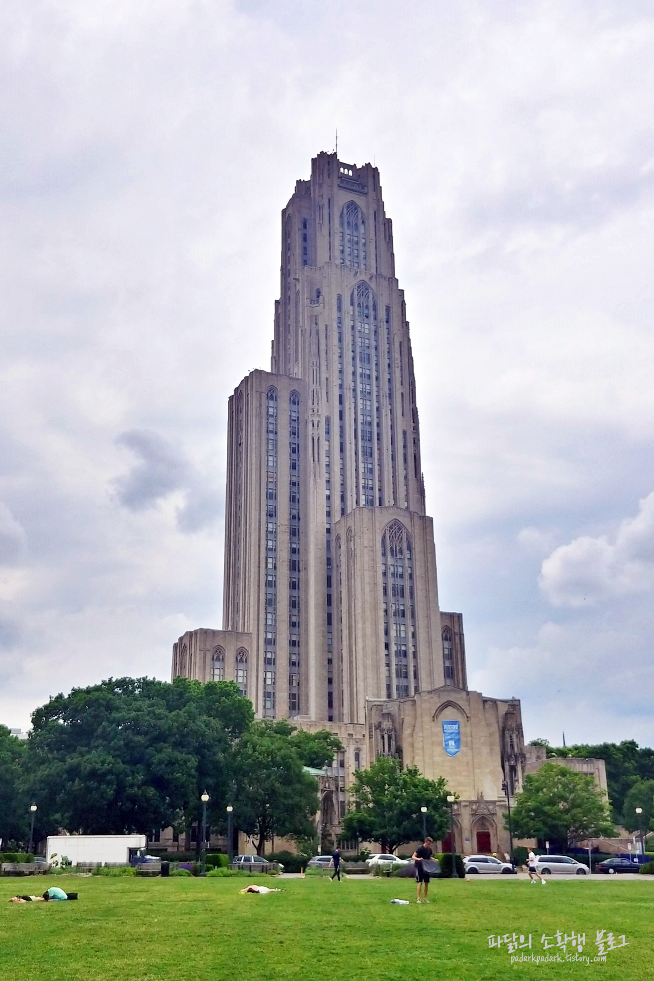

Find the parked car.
xmin=232 ymin=855 xmax=283 ymax=871
xmin=594 ymin=857 xmax=639 ymax=874
xmin=306 ymin=856 xmax=333 ymax=869
xmin=366 ymin=854 xmax=410 ymax=869
xmin=464 ymin=855 xmax=515 ymax=874
xmin=535 ymin=855 xmax=588 ymax=875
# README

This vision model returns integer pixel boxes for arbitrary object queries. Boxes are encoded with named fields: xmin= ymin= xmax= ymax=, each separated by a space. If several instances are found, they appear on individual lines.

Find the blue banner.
xmin=442 ymin=720 xmax=461 ymax=757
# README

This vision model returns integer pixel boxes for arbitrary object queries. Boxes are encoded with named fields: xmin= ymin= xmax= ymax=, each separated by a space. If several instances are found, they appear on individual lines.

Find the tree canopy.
xmin=231 ymin=720 xmax=341 ymax=855
xmin=0 ymin=725 xmax=28 ymax=846
xmin=528 ymin=738 xmax=654 ymax=824
xmin=510 ymin=761 xmax=613 ymax=850
xmin=10 ymin=678 xmax=342 ymax=852
xmin=621 ymin=779 xmax=654 ymax=835
xmin=342 ymin=756 xmax=450 ymax=853
xmin=23 ymin=676 xmax=254 ymax=838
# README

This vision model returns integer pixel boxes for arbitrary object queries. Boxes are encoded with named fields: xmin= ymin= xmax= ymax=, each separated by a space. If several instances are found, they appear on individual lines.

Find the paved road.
xmin=280 ymin=872 xmax=652 ymax=882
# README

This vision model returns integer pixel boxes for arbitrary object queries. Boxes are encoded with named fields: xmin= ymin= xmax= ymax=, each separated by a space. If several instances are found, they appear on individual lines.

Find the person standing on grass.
xmin=412 ymin=836 xmax=434 ymax=903
xmin=331 ymin=847 xmax=342 ymax=881
xmin=527 ymin=849 xmax=546 ymax=885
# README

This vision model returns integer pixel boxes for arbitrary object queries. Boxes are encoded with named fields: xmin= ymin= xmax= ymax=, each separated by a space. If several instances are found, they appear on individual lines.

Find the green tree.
xmin=342 ymin=756 xmax=450 ymax=853
xmin=0 ymin=725 xmax=28 ymax=846
xmin=621 ymin=779 xmax=654 ymax=838
xmin=537 ymin=739 xmax=654 ymax=823
xmin=232 ymin=721 xmax=337 ymax=855
xmin=24 ymin=676 xmax=253 ymax=837
xmin=510 ymin=762 xmax=613 ymax=850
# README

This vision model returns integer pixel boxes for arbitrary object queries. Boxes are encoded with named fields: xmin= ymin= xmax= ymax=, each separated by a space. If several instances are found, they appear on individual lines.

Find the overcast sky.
xmin=1 ymin=0 xmax=653 ymax=747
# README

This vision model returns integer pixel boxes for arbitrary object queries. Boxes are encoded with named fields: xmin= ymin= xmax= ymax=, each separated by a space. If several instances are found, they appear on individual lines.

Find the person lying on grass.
xmin=9 ymin=888 xmax=78 ymax=902
xmin=239 ymin=885 xmax=282 ymax=894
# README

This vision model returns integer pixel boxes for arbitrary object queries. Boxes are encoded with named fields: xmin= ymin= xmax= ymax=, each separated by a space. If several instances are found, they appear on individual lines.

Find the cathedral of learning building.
xmin=172 ymin=151 xmax=531 ymax=857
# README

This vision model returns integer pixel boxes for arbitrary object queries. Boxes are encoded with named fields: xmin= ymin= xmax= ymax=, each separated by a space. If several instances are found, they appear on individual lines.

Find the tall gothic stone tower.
xmin=172 ymin=153 xmax=531 ymax=856
xmin=221 ymin=152 xmax=453 ymax=724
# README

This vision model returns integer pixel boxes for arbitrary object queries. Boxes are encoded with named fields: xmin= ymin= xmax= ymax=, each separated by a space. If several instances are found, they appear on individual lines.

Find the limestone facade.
xmin=169 ymin=153 xmax=576 ymax=857
xmin=172 ymin=629 xmax=252 ymax=692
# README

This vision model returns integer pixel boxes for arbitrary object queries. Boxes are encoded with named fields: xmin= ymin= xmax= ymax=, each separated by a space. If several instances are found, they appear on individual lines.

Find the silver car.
xmin=306 ymin=855 xmax=333 ymax=869
xmin=536 ymin=855 xmax=588 ymax=875
xmin=464 ymin=855 xmax=515 ymax=874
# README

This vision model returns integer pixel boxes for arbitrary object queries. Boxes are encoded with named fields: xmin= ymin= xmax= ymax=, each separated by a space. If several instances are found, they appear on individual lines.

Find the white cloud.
xmin=539 ymin=493 xmax=654 ymax=606
xmin=517 ymin=526 xmax=559 ymax=555
xmin=0 ymin=503 xmax=26 ymax=565
xmin=0 ymin=0 xmax=653 ymax=749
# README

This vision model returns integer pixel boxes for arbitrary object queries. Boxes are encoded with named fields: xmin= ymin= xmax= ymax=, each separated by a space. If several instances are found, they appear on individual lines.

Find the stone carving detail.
xmin=471 ymin=801 xmax=497 ymax=817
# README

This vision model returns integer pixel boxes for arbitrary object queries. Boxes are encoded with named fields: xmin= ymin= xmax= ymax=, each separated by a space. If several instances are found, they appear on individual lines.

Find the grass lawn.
xmin=0 ymin=874 xmax=650 ymax=980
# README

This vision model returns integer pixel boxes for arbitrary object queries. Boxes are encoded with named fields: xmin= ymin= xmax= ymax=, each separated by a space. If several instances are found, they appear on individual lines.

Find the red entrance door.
xmin=476 ymin=831 xmax=491 ymax=853
xmin=442 ymin=833 xmax=453 ymax=854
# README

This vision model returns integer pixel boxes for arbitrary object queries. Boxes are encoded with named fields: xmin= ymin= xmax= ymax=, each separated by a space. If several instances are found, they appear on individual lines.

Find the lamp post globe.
xmin=28 ymin=804 xmax=37 ymax=857
xmin=200 ymin=792 xmax=210 ymax=876
xmin=635 ymin=807 xmax=644 ymax=856
xmin=446 ymin=795 xmax=459 ymax=878
xmin=420 ymin=806 xmax=427 ymax=840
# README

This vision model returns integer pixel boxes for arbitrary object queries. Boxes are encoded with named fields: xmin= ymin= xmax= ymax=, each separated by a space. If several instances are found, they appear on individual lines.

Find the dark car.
xmin=594 ymin=857 xmax=639 ymax=874
xmin=232 ymin=855 xmax=282 ymax=871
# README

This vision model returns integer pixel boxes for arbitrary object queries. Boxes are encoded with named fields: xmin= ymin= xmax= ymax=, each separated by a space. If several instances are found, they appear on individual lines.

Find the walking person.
xmin=527 ymin=849 xmax=546 ymax=885
xmin=412 ymin=836 xmax=434 ymax=903
xmin=330 ymin=847 xmax=342 ymax=881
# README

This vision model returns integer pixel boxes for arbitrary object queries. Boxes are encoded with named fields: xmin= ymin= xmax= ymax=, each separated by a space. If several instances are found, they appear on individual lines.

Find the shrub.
xmin=206 ymin=853 xmax=229 ymax=869
xmin=267 ymin=851 xmax=304 ymax=873
xmin=512 ymin=846 xmax=528 ymax=867
xmin=305 ymin=867 xmax=330 ymax=877
xmin=149 ymin=852 xmax=198 ymax=863
xmin=436 ymin=853 xmax=466 ymax=878
xmin=170 ymin=868 xmax=193 ymax=877
xmin=91 ymin=866 xmax=136 ymax=877
xmin=0 ymin=852 xmax=35 ymax=863
xmin=639 ymin=862 xmax=654 ymax=875
xmin=206 ymin=868 xmax=239 ymax=877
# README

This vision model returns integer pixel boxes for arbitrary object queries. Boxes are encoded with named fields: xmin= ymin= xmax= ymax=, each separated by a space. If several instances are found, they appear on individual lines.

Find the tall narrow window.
xmin=236 ymin=649 xmax=249 ymax=697
xmin=350 ymin=281 xmax=379 ymax=507
xmin=336 ymin=295 xmax=345 ymax=516
xmin=289 ymin=391 xmax=301 ymax=716
xmin=443 ymin=629 xmax=454 ymax=684
xmin=381 ymin=520 xmax=416 ymax=698
xmin=339 ymin=201 xmax=366 ymax=269
xmin=264 ymin=387 xmax=278 ymax=716
xmin=211 ymin=647 xmax=225 ymax=682
xmin=325 ymin=414 xmax=333 ymax=716
xmin=301 ymin=218 xmax=309 ymax=266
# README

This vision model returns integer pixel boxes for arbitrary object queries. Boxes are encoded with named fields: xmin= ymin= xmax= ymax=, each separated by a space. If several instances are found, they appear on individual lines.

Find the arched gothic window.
xmin=442 ymin=629 xmax=454 ymax=684
xmin=211 ymin=647 xmax=225 ymax=682
xmin=381 ymin=521 xmax=417 ymax=698
xmin=339 ymin=201 xmax=366 ymax=269
xmin=236 ymin=648 xmax=249 ymax=697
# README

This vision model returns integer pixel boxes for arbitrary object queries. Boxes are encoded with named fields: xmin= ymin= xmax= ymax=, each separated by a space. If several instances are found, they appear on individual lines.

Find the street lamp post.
xmin=226 ymin=805 xmax=234 ymax=864
xmin=420 ymin=806 xmax=427 ymax=840
xmin=446 ymin=795 xmax=459 ymax=878
xmin=501 ymin=780 xmax=514 ymax=867
xmin=200 ymin=792 xmax=209 ymax=877
xmin=28 ymin=804 xmax=37 ymax=856
xmin=635 ymin=808 xmax=644 ymax=859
